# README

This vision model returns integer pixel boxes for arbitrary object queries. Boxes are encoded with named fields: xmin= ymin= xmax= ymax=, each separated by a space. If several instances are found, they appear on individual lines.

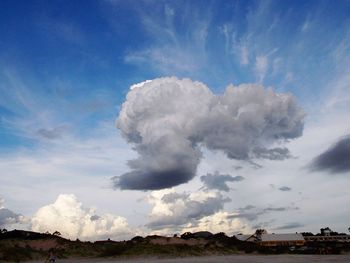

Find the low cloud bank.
xmin=0 ymin=197 xmax=26 ymax=228
xmin=146 ymin=190 xmax=230 ymax=230
xmin=145 ymin=189 xmax=251 ymax=236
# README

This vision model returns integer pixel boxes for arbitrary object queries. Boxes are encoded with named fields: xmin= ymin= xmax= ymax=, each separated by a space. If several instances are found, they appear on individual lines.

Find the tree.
xmin=301 ymin=232 xmax=314 ymax=236
xmin=181 ymin=232 xmax=194 ymax=240
xmin=255 ymin=229 xmax=267 ymax=236
xmin=320 ymin=227 xmax=332 ymax=236
xmin=213 ymin=232 xmax=227 ymax=239
xmin=53 ymin=231 xmax=61 ymax=236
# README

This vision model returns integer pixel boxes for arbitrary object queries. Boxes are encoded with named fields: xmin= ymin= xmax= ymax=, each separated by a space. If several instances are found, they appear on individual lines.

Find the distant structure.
xmin=304 ymin=227 xmax=350 ymax=243
xmin=235 ymin=230 xmax=305 ymax=247
xmin=304 ymin=235 xmax=350 ymax=242
xmin=236 ymin=227 xmax=350 ymax=247
xmin=259 ymin=233 xmax=305 ymax=247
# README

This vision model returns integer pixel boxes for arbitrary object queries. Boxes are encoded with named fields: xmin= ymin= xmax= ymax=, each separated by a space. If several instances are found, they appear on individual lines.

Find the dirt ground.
xmin=27 ymin=254 xmax=350 ymax=263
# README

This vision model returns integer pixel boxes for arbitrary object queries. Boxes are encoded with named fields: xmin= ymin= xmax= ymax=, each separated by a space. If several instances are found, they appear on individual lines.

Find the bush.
xmin=1 ymin=246 xmax=36 ymax=262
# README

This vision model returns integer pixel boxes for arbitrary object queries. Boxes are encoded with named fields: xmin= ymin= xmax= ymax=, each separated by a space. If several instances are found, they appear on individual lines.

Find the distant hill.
xmin=0 ymin=229 xmax=251 ymax=261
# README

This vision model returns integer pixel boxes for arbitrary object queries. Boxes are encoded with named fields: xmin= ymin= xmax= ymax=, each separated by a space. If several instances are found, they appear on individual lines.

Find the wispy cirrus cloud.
xmin=122 ymin=3 xmax=210 ymax=77
xmin=38 ymin=17 xmax=86 ymax=45
xmin=254 ymin=55 xmax=269 ymax=83
xmin=124 ymin=48 xmax=201 ymax=74
xmin=220 ymin=24 xmax=250 ymax=66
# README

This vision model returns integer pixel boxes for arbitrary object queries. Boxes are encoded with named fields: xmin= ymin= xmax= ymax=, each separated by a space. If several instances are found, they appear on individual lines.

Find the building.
xmin=235 ymin=234 xmax=254 ymax=242
xmin=259 ymin=233 xmax=305 ymax=247
xmin=235 ymin=232 xmax=305 ymax=247
xmin=303 ymin=227 xmax=350 ymax=243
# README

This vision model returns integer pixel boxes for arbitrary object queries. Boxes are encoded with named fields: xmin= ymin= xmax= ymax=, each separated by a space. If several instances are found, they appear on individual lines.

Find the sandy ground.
xmin=27 ymin=254 xmax=350 ymax=263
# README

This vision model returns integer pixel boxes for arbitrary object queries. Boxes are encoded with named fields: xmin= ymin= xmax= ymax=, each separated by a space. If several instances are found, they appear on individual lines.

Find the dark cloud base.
xmin=310 ymin=134 xmax=350 ymax=174
xmin=112 ymin=168 xmax=195 ymax=190
xmin=279 ymin=186 xmax=292 ymax=191
xmin=273 ymin=222 xmax=304 ymax=230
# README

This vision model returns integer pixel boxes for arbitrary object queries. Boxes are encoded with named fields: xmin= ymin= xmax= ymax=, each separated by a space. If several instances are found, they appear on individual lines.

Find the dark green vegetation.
xmin=1 ymin=230 xmax=350 ymax=262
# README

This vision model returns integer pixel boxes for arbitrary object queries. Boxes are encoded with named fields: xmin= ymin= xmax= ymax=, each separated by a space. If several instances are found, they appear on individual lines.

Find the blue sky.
xmin=0 ymin=0 xmax=350 ymax=240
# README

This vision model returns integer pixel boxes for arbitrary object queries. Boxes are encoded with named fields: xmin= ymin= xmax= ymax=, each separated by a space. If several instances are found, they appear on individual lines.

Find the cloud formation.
xmin=180 ymin=211 xmax=252 ymax=236
xmin=279 ymin=186 xmax=292 ymax=191
xmin=146 ymin=190 xmax=230 ymax=230
xmin=37 ymin=127 xmax=65 ymax=140
xmin=310 ymin=134 xmax=350 ymax=174
xmin=31 ymin=194 xmax=136 ymax=241
xmin=0 ymin=197 xmax=26 ymax=228
xmin=255 ymin=55 xmax=269 ymax=82
xmin=0 ymin=208 xmax=23 ymax=228
xmin=227 ymin=205 xmax=299 ymax=222
xmin=114 ymin=77 xmax=305 ymax=190
xmin=200 ymin=172 xmax=244 ymax=192
xmin=273 ymin=222 xmax=304 ymax=230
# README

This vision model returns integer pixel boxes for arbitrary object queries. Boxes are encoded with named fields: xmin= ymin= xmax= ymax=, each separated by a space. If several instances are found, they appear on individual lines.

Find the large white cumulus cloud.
xmin=31 ymin=194 xmax=136 ymax=241
xmin=114 ymin=77 xmax=305 ymax=190
xmin=146 ymin=189 xmax=230 ymax=230
xmin=145 ymin=189 xmax=251 ymax=236
xmin=181 ymin=211 xmax=252 ymax=236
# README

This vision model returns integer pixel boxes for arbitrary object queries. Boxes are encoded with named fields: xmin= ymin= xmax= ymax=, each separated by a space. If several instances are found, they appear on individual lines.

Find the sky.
xmin=0 ymin=0 xmax=350 ymax=241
